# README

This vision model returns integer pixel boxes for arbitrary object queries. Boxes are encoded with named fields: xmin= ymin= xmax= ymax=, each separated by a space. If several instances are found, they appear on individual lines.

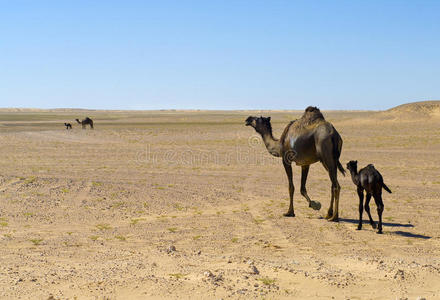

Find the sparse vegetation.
xmin=169 ymin=273 xmax=186 ymax=279
xmin=259 ymin=277 xmax=276 ymax=286
xmin=29 ymin=238 xmax=43 ymax=246
xmin=253 ymin=217 xmax=265 ymax=225
xmin=115 ymin=235 xmax=126 ymax=241
xmin=95 ymin=223 xmax=112 ymax=231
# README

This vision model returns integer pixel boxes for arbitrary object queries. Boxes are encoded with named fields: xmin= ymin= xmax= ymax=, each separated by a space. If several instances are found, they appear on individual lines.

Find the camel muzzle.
xmin=245 ymin=116 xmax=255 ymax=126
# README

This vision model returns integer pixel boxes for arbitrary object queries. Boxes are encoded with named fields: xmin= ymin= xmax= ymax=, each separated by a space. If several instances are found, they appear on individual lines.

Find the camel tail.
xmin=337 ymin=161 xmax=346 ymax=176
xmin=382 ymin=183 xmax=392 ymax=193
xmin=333 ymin=134 xmax=345 ymax=176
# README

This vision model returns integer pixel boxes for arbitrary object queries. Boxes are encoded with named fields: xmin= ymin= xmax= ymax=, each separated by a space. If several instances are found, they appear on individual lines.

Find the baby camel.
xmin=346 ymin=161 xmax=392 ymax=234
xmin=64 ymin=123 xmax=72 ymax=130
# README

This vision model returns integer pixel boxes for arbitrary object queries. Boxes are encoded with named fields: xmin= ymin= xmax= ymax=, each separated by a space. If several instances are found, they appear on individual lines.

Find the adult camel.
xmin=245 ymin=106 xmax=345 ymax=221
xmin=75 ymin=117 xmax=94 ymax=129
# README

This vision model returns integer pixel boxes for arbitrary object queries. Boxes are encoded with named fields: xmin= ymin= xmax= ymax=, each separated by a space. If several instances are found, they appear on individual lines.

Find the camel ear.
xmin=355 ymin=160 xmax=358 ymax=164
xmin=267 ymin=117 xmax=271 ymax=122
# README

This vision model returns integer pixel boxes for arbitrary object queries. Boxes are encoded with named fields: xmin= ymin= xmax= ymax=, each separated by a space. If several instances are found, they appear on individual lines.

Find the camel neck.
xmin=260 ymin=131 xmax=281 ymax=157
xmin=349 ymin=169 xmax=359 ymax=186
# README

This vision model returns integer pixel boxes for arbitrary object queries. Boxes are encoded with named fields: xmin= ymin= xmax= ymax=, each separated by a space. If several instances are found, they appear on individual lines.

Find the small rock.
xmin=204 ymin=271 xmax=214 ymax=278
xmin=237 ymin=289 xmax=247 ymax=295
xmin=151 ymin=262 xmax=157 ymax=267
xmin=416 ymin=297 xmax=426 ymax=300
xmin=394 ymin=269 xmax=405 ymax=280
xmin=166 ymin=245 xmax=176 ymax=253
xmin=250 ymin=265 xmax=259 ymax=275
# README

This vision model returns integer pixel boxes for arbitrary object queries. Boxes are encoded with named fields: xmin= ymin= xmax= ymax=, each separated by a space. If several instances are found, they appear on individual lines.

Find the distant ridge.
xmin=0 ymin=108 xmax=97 ymax=112
xmin=385 ymin=101 xmax=440 ymax=118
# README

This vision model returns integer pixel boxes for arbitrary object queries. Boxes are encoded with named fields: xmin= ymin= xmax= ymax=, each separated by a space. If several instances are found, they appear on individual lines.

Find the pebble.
xmin=166 ymin=245 xmax=176 ymax=253
xmin=204 ymin=271 xmax=214 ymax=278
xmin=250 ymin=265 xmax=259 ymax=275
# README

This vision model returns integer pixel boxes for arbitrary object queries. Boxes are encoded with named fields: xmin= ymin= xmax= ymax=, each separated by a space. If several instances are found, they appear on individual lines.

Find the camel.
xmin=245 ymin=106 xmax=345 ymax=221
xmin=346 ymin=160 xmax=392 ymax=234
xmin=75 ymin=117 xmax=94 ymax=129
xmin=64 ymin=123 xmax=72 ymax=130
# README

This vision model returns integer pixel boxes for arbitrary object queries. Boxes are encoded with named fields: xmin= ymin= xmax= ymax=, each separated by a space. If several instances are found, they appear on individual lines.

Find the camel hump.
xmin=305 ymin=106 xmax=321 ymax=113
xmin=303 ymin=106 xmax=325 ymax=121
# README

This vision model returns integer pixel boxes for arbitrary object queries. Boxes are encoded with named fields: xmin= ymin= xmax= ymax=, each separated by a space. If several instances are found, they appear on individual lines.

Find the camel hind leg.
xmin=373 ymin=189 xmax=384 ymax=234
xmin=321 ymin=156 xmax=340 ymax=222
xmin=364 ymin=193 xmax=376 ymax=229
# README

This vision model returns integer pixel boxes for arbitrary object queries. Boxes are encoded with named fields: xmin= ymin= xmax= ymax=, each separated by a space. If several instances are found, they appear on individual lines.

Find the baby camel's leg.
xmin=357 ymin=187 xmax=364 ymax=230
xmin=373 ymin=193 xmax=384 ymax=234
xmin=364 ymin=194 xmax=376 ymax=229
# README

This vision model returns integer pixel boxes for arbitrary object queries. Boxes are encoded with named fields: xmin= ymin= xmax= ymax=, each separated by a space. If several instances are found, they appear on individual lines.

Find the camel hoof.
xmin=371 ymin=222 xmax=377 ymax=229
xmin=328 ymin=216 xmax=339 ymax=222
xmin=357 ymin=226 xmax=362 ymax=230
xmin=283 ymin=212 xmax=295 ymax=217
xmin=376 ymin=231 xmax=383 ymax=234
xmin=325 ymin=210 xmax=333 ymax=219
xmin=310 ymin=201 xmax=321 ymax=211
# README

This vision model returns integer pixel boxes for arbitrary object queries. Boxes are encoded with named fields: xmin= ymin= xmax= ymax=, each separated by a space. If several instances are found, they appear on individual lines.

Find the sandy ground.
xmin=0 ymin=109 xmax=439 ymax=299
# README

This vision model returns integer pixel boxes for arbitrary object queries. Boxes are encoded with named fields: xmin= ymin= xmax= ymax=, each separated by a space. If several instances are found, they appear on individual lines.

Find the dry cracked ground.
xmin=0 ymin=109 xmax=439 ymax=299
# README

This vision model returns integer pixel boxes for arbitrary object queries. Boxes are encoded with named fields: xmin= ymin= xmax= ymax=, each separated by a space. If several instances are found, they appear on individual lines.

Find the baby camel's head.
xmin=346 ymin=160 xmax=358 ymax=173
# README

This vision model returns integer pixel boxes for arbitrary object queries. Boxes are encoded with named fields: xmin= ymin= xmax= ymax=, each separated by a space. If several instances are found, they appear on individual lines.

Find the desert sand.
xmin=0 ymin=104 xmax=439 ymax=299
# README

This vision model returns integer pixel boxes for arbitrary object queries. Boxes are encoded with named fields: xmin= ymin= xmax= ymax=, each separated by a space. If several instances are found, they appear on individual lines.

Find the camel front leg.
xmin=301 ymin=165 xmax=321 ymax=211
xmin=283 ymin=162 xmax=295 ymax=217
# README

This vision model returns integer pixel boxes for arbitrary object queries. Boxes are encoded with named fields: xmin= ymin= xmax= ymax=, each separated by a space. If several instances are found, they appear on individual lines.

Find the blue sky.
xmin=1 ymin=0 xmax=439 ymax=110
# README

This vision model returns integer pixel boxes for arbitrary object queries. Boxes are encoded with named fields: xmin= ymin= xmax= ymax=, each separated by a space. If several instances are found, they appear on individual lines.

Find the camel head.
xmin=245 ymin=116 xmax=272 ymax=135
xmin=346 ymin=160 xmax=358 ymax=173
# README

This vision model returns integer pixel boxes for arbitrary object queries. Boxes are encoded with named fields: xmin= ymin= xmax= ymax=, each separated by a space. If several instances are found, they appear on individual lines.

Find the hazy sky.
xmin=1 ymin=1 xmax=439 ymax=110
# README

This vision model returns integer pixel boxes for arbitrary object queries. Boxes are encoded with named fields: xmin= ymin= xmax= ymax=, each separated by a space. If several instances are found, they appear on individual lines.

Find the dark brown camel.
xmin=346 ymin=160 xmax=392 ymax=234
xmin=64 ymin=123 xmax=72 ymax=130
xmin=75 ymin=117 xmax=94 ymax=129
xmin=245 ymin=106 xmax=345 ymax=221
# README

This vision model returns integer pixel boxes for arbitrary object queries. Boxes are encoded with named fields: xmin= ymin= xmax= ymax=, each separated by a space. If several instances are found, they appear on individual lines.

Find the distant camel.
xmin=64 ymin=123 xmax=72 ymax=130
xmin=245 ymin=106 xmax=345 ymax=221
xmin=75 ymin=117 xmax=94 ymax=129
xmin=346 ymin=160 xmax=392 ymax=234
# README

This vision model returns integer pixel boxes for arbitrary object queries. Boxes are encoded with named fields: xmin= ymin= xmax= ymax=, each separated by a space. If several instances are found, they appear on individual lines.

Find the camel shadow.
xmin=339 ymin=218 xmax=431 ymax=239
xmin=391 ymin=231 xmax=431 ymax=239
xmin=339 ymin=218 xmax=414 ymax=228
